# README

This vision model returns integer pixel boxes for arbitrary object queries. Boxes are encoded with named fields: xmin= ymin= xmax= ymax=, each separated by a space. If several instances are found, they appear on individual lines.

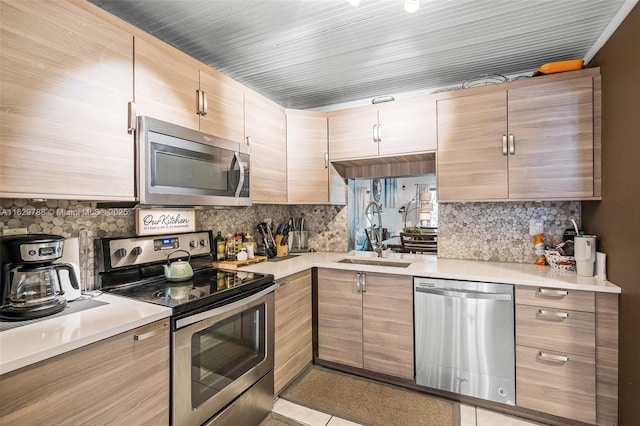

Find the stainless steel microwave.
xmin=136 ymin=117 xmax=250 ymax=207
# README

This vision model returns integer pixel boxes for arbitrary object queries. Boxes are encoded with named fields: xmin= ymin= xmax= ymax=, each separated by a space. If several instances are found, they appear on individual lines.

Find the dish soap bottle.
xmin=214 ymin=231 xmax=225 ymax=261
xmin=534 ymin=233 xmax=546 ymax=265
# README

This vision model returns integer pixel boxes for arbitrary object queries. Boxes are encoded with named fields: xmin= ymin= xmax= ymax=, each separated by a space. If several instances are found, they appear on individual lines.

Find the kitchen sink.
xmin=337 ymin=258 xmax=412 ymax=268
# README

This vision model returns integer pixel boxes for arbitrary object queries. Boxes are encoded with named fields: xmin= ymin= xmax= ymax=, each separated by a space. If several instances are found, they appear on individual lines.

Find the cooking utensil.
xmin=163 ymin=250 xmax=194 ymax=282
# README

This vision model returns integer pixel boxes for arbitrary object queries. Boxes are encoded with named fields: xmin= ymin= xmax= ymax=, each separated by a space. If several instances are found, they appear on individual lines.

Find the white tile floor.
xmin=273 ymin=397 xmax=547 ymax=426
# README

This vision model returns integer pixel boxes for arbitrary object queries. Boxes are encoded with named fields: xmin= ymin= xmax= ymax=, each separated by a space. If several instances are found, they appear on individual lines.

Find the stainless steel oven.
xmin=173 ymin=285 xmax=275 ymax=426
xmin=96 ymin=231 xmax=275 ymax=426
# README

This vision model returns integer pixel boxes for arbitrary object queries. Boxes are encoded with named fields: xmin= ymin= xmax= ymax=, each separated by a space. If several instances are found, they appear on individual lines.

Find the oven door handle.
xmin=175 ymin=284 xmax=277 ymax=329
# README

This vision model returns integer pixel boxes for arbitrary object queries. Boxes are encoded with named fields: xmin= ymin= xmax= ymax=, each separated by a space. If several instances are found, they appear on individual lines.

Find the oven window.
xmin=190 ymin=304 xmax=266 ymax=408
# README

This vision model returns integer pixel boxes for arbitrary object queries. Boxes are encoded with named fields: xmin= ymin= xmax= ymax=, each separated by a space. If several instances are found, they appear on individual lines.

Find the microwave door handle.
xmin=231 ymin=152 xmax=245 ymax=197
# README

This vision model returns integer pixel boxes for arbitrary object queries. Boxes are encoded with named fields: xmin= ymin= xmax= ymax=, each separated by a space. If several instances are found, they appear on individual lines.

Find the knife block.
xmin=275 ymin=235 xmax=289 ymax=257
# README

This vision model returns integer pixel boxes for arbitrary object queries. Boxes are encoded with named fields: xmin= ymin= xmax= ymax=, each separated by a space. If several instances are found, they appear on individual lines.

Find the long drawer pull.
xmin=538 ymin=288 xmax=568 ymax=297
xmin=537 ymin=309 xmax=569 ymax=319
xmin=538 ymin=351 xmax=569 ymax=363
xmin=134 ymin=327 xmax=163 ymax=342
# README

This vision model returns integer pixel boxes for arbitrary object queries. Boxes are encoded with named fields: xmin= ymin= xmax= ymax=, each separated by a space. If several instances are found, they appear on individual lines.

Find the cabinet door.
xmin=199 ymin=69 xmax=245 ymax=143
xmin=0 ymin=320 xmax=170 ymax=425
xmin=286 ymin=109 xmax=329 ymax=204
xmin=317 ymin=268 xmax=363 ymax=368
xmin=245 ymin=91 xmax=287 ymax=203
xmin=362 ymin=273 xmax=414 ymax=380
xmin=378 ymin=95 xmax=437 ymax=156
xmin=0 ymin=1 xmax=134 ymax=200
xmin=274 ymin=270 xmax=312 ymax=395
xmin=507 ymin=76 xmax=595 ymax=199
xmin=437 ymin=90 xmax=509 ymax=202
xmin=134 ymin=36 xmax=200 ymax=130
xmin=328 ymin=105 xmax=379 ymax=160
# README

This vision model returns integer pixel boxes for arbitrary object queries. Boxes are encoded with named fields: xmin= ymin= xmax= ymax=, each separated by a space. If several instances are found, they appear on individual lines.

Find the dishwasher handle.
xmin=415 ymin=285 xmax=513 ymax=301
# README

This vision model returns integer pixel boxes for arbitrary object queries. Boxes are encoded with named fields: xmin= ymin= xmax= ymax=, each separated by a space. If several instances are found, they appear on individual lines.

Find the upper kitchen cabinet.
xmin=245 ymin=90 xmax=287 ymax=204
xmin=0 ymin=1 xmax=135 ymax=200
xmin=437 ymin=68 xmax=601 ymax=202
xmin=286 ymin=109 xmax=347 ymax=205
xmin=134 ymin=36 xmax=200 ymax=131
xmin=134 ymin=36 xmax=245 ymax=143
xmin=327 ymin=95 xmax=437 ymax=161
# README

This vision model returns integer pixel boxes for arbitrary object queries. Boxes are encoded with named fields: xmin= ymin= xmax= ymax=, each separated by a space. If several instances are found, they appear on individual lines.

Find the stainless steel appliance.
xmin=414 ymin=277 xmax=515 ymax=405
xmin=0 ymin=234 xmax=78 ymax=320
xmin=137 ymin=116 xmax=251 ymax=207
xmin=96 ymin=231 xmax=275 ymax=425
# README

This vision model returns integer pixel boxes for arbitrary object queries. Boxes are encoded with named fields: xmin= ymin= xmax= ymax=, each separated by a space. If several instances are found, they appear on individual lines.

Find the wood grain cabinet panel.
xmin=199 ymin=69 xmax=245 ymax=143
xmin=0 ymin=1 xmax=135 ymax=200
xmin=0 ymin=320 xmax=170 ymax=425
xmin=328 ymin=95 xmax=437 ymax=161
xmin=274 ymin=270 xmax=313 ymax=395
xmin=245 ymin=90 xmax=287 ymax=203
xmin=317 ymin=269 xmax=414 ymax=380
xmin=436 ymin=69 xmax=600 ymax=202
xmin=516 ymin=345 xmax=596 ymax=424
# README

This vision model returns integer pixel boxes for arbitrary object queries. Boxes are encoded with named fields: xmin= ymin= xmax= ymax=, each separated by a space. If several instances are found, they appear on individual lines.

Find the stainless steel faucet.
xmin=365 ymin=201 xmax=383 ymax=257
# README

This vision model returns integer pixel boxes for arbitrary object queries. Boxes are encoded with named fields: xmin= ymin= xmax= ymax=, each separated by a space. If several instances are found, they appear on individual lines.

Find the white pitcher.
xmin=574 ymin=235 xmax=597 ymax=277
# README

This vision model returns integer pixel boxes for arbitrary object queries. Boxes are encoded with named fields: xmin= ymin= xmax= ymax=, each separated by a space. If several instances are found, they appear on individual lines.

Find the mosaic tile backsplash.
xmin=437 ymin=201 xmax=581 ymax=263
xmin=0 ymin=199 xmax=347 ymax=289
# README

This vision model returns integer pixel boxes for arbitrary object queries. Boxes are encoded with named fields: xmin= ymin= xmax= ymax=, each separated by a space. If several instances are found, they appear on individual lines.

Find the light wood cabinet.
xmin=286 ymin=109 xmax=347 ymax=205
xmin=245 ymin=90 xmax=287 ymax=203
xmin=327 ymin=95 xmax=437 ymax=161
xmin=274 ymin=270 xmax=312 ymax=395
xmin=515 ymin=286 xmax=618 ymax=425
xmin=134 ymin=36 xmax=245 ymax=143
xmin=0 ymin=319 xmax=170 ymax=425
xmin=437 ymin=69 xmax=601 ymax=202
xmin=0 ymin=1 xmax=135 ymax=200
xmin=317 ymin=268 xmax=413 ymax=380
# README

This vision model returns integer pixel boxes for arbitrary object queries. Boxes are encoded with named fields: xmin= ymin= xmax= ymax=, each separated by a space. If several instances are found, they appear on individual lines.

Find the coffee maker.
xmin=0 ymin=234 xmax=77 ymax=320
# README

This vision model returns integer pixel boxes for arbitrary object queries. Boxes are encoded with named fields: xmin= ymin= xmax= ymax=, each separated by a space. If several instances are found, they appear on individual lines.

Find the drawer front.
xmin=516 ymin=345 xmax=596 ymax=424
xmin=516 ymin=304 xmax=595 ymax=357
xmin=515 ymin=286 xmax=595 ymax=312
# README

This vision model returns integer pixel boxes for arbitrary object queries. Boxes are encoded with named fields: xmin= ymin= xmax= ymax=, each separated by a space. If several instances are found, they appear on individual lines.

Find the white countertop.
xmin=239 ymin=251 xmax=621 ymax=293
xmin=0 ymin=293 xmax=171 ymax=375
xmin=1 ymin=252 xmax=619 ymax=377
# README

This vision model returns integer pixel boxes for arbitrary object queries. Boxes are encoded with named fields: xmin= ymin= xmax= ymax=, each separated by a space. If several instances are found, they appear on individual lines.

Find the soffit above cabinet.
xmin=89 ymin=0 xmax=633 ymax=110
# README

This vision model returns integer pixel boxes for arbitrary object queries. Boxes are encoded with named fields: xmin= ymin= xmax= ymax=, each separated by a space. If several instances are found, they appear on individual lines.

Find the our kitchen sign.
xmin=135 ymin=209 xmax=196 ymax=236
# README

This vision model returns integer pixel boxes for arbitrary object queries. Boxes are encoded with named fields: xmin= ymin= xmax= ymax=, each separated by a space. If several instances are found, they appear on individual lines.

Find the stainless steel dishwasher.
xmin=414 ymin=277 xmax=515 ymax=405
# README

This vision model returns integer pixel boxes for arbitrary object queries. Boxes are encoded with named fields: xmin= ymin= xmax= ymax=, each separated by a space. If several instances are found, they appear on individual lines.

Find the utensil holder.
xmin=289 ymin=231 xmax=309 ymax=253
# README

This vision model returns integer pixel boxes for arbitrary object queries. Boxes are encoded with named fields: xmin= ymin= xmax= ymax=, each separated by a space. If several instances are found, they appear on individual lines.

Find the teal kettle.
xmin=163 ymin=250 xmax=194 ymax=282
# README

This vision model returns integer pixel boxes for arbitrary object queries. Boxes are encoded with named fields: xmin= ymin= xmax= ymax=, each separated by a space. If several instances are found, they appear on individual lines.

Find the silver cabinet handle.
xmin=537 ymin=309 xmax=569 ymax=319
xmin=246 ymin=136 xmax=251 ymax=146
xmin=196 ymin=89 xmax=203 ymax=115
xmin=202 ymin=90 xmax=208 ymax=116
xmin=377 ymin=124 xmax=382 ymax=142
xmin=324 ymin=152 xmax=329 ymax=169
xmin=362 ymin=272 xmax=366 ymax=293
xmin=538 ymin=351 xmax=569 ymax=363
xmin=355 ymin=273 xmax=361 ymax=293
xmin=127 ymin=101 xmax=137 ymax=134
xmin=134 ymin=323 xmax=167 ymax=341
xmin=502 ymin=135 xmax=508 ymax=155
xmin=277 ymin=279 xmax=289 ymax=288
xmin=538 ymin=288 xmax=568 ymax=297
xmin=508 ymin=134 xmax=515 ymax=154
xmin=372 ymin=125 xmax=377 ymax=143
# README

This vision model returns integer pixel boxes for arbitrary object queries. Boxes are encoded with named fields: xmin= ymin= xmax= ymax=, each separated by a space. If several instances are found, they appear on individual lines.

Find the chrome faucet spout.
xmin=364 ymin=201 xmax=384 ymax=257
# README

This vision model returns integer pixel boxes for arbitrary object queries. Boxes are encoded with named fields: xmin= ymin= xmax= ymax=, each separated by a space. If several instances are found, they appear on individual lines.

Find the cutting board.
xmin=211 ymin=255 xmax=267 ymax=269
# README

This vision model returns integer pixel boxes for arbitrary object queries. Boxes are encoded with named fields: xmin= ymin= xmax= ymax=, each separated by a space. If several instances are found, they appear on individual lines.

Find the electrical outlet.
xmin=529 ymin=219 xmax=544 ymax=236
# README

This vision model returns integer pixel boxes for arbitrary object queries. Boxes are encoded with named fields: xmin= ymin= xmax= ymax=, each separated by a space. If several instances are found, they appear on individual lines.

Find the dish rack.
xmin=544 ymin=249 xmax=576 ymax=271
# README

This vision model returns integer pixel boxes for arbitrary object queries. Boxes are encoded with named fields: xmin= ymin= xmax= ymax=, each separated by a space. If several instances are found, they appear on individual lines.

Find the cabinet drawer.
xmin=515 ymin=286 xmax=594 ymax=312
xmin=516 ymin=305 xmax=595 ymax=357
xmin=516 ymin=345 xmax=595 ymax=424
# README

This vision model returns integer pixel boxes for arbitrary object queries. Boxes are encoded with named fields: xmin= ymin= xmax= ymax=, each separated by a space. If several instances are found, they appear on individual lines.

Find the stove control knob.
xmin=131 ymin=246 xmax=142 ymax=256
xmin=114 ymin=248 xmax=127 ymax=258
xmin=200 ymin=239 xmax=209 ymax=247
xmin=190 ymin=240 xmax=198 ymax=248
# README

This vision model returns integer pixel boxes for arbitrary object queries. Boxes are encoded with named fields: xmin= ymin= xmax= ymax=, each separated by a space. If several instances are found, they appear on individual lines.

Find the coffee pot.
xmin=1 ymin=234 xmax=72 ymax=320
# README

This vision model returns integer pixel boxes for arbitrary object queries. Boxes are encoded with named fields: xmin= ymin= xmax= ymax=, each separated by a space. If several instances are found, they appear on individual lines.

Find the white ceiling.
xmin=90 ymin=0 xmax=636 ymax=110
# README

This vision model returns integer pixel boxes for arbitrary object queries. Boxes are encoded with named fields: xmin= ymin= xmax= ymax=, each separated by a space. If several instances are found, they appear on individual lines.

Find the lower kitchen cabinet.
xmin=0 ymin=319 xmax=170 ymax=425
xmin=317 ymin=268 xmax=413 ymax=380
xmin=274 ymin=270 xmax=313 ymax=395
xmin=515 ymin=286 xmax=618 ymax=425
